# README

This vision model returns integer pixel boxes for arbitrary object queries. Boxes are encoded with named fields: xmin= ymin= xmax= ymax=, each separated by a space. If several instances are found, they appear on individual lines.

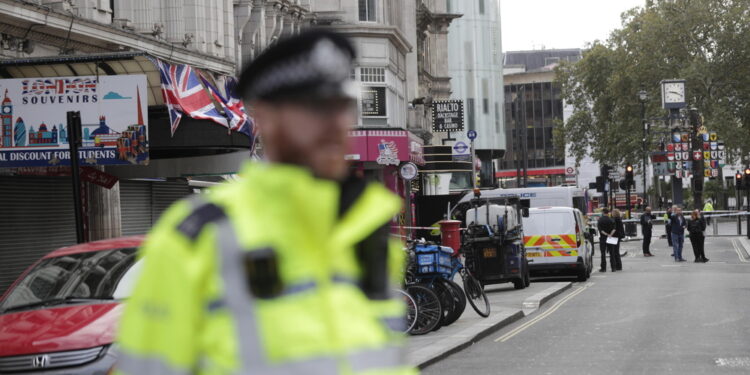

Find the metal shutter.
xmin=119 ymin=181 xmax=153 ymax=236
xmin=119 ymin=180 xmax=192 ymax=236
xmin=0 ymin=176 xmax=77 ymax=295
xmin=151 ymin=182 xmax=192 ymax=222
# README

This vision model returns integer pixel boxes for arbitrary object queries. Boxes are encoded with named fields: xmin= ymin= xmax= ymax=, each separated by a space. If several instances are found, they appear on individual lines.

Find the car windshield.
xmin=0 ymin=247 xmax=141 ymax=313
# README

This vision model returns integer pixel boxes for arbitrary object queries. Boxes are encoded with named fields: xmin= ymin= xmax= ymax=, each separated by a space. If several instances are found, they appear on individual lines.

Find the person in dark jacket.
xmin=611 ymin=209 xmax=625 ymax=271
xmin=597 ymin=208 xmax=617 ymax=272
xmin=688 ymin=209 xmax=708 ymax=262
xmin=664 ymin=207 xmax=673 ymax=249
xmin=640 ymin=206 xmax=655 ymax=257
xmin=670 ymin=206 xmax=687 ymax=262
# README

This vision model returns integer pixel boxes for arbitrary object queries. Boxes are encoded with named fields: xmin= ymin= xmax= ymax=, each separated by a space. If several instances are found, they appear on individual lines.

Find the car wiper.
xmin=1 ymin=296 xmax=114 ymax=313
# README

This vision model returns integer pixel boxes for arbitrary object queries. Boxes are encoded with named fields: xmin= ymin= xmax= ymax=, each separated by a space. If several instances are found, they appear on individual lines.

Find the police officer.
xmin=597 ymin=208 xmax=616 ymax=272
xmin=116 ymin=30 xmax=415 ymax=375
xmin=640 ymin=206 xmax=654 ymax=257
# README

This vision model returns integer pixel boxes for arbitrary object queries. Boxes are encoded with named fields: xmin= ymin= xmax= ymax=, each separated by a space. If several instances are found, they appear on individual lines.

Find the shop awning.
xmin=0 ymin=52 xmax=164 ymax=107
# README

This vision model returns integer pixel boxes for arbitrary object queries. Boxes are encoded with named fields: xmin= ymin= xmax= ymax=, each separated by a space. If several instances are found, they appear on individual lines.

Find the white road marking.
xmin=731 ymin=240 xmax=749 ymax=263
xmin=494 ymin=283 xmax=592 ymax=343
xmin=715 ymin=357 xmax=750 ymax=368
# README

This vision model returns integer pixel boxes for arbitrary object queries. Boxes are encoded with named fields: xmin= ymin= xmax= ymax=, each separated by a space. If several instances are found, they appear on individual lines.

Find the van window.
xmin=573 ymin=196 xmax=586 ymax=212
xmin=523 ymin=211 xmax=575 ymax=236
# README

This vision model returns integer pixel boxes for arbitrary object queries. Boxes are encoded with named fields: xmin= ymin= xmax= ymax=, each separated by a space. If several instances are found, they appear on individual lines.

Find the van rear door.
xmin=524 ymin=210 xmax=579 ymax=264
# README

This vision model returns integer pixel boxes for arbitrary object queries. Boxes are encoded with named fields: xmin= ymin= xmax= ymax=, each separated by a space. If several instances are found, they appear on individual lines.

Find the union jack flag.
xmin=197 ymin=73 xmax=254 ymax=139
xmin=223 ymin=77 xmax=255 ymax=138
xmin=153 ymin=58 xmax=228 ymax=136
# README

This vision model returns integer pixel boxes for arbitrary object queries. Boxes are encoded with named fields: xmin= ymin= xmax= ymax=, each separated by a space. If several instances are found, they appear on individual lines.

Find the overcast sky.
xmin=500 ymin=0 xmax=647 ymax=51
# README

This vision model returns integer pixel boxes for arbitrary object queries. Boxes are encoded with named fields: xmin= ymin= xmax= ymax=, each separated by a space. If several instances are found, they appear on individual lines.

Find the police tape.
xmin=389 ymin=226 xmax=467 ymax=231
xmin=620 ymin=211 xmax=750 ymax=223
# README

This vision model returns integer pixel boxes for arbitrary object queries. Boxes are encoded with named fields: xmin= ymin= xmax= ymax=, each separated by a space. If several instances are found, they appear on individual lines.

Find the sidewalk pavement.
xmin=406 ymin=280 xmax=572 ymax=369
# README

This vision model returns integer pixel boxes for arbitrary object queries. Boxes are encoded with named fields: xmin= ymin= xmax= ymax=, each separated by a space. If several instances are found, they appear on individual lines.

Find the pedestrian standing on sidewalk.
xmin=688 ymin=209 xmax=709 ymax=263
xmin=640 ymin=206 xmax=655 ymax=256
xmin=612 ymin=209 xmax=625 ymax=271
xmin=664 ymin=207 xmax=673 ymax=249
xmin=670 ymin=206 xmax=688 ymax=262
xmin=597 ymin=208 xmax=618 ymax=272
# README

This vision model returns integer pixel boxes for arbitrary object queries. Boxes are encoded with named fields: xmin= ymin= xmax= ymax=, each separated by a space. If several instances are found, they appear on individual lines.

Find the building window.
xmin=478 ymin=0 xmax=484 ymax=14
xmin=495 ymin=102 xmax=500 ymax=132
xmin=447 ymin=0 xmax=452 ymax=13
xmin=482 ymin=79 xmax=489 ymax=114
xmin=467 ymin=98 xmax=475 ymax=131
xmin=359 ymin=0 xmax=376 ymax=22
xmin=361 ymin=67 xmax=385 ymax=82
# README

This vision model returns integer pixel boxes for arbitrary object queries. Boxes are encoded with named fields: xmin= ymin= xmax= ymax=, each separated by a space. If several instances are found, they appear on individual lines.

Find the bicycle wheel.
xmin=405 ymin=284 xmax=442 ymax=335
xmin=395 ymin=289 xmax=418 ymax=333
xmin=436 ymin=278 xmax=466 ymax=326
xmin=430 ymin=280 xmax=455 ymax=330
xmin=461 ymin=270 xmax=490 ymax=317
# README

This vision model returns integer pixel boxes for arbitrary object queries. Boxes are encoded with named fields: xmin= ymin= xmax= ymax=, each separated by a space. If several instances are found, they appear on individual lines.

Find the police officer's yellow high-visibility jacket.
xmin=116 ymin=162 xmax=416 ymax=375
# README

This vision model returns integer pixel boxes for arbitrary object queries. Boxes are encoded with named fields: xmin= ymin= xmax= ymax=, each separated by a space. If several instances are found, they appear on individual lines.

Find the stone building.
xmin=0 ymin=0 xmax=296 ymax=292
xmin=0 ymin=0 xmax=459 ymax=292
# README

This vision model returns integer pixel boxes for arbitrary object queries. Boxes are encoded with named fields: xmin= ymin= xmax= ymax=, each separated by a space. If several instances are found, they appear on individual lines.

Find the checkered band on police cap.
xmin=237 ymin=29 xmax=357 ymax=102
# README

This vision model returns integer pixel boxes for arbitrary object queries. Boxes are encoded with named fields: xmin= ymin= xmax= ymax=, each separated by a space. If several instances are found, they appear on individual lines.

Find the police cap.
xmin=237 ymin=29 xmax=357 ymax=103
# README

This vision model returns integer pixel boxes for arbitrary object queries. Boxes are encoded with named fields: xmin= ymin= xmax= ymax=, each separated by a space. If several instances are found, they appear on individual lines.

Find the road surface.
xmin=424 ymin=236 xmax=750 ymax=375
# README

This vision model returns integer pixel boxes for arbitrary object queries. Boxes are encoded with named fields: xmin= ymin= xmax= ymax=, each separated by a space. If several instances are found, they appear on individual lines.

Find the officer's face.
xmin=253 ymin=98 xmax=356 ymax=180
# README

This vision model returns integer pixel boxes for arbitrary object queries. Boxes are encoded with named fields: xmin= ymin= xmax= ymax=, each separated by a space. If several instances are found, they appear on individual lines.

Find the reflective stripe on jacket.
xmin=115 ymin=162 xmax=416 ymax=375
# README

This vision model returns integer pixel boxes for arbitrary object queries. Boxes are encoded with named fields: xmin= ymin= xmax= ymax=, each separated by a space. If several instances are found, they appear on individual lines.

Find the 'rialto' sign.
xmin=431 ymin=100 xmax=464 ymax=133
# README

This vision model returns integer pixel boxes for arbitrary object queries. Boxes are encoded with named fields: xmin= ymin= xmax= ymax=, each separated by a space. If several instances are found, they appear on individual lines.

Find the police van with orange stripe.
xmin=523 ymin=207 xmax=594 ymax=281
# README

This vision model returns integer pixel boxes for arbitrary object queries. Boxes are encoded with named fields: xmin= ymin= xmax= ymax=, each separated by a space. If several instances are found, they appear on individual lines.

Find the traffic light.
xmin=594 ymin=176 xmax=606 ymax=192
xmin=625 ymin=164 xmax=634 ymax=189
xmin=744 ymin=168 xmax=750 ymax=190
xmin=619 ymin=179 xmax=628 ymax=191
xmin=736 ymin=171 xmax=744 ymax=190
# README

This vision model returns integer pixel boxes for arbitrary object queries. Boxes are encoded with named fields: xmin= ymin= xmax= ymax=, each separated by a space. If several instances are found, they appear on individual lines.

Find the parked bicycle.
xmin=407 ymin=240 xmax=491 ymax=334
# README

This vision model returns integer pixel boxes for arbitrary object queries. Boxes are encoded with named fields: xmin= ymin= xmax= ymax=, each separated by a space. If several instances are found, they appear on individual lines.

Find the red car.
xmin=0 ymin=236 xmax=144 ymax=374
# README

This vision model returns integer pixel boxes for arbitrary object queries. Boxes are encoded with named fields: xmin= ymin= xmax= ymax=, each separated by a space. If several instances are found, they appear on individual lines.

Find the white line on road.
xmin=731 ymin=240 xmax=749 ymax=263
xmin=494 ymin=283 xmax=592 ymax=343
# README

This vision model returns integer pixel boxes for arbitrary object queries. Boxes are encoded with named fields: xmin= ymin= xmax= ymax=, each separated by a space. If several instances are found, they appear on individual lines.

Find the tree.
xmin=556 ymin=0 xmax=750 ymax=168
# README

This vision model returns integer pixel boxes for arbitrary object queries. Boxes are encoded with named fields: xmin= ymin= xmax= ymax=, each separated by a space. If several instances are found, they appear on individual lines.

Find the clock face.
xmin=663 ymin=82 xmax=685 ymax=103
xmin=1 ymin=106 xmax=10 ymax=114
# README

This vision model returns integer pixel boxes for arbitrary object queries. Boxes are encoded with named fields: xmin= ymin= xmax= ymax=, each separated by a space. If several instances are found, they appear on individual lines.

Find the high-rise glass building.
xmin=446 ymin=0 xmax=504 ymax=185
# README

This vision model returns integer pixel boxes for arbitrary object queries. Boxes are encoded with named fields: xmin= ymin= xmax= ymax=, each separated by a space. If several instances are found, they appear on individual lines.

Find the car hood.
xmin=0 ymin=302 xmax=122 ymax=357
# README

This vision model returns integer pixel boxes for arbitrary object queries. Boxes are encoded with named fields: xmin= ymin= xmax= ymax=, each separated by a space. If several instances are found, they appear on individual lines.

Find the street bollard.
xmin=713 ymin=216 xmax=718 ymax=235
xmin=439 ymin=220 xmax=462 ymax=256
xmin=739 ymin=213 xmax=742 ymax=235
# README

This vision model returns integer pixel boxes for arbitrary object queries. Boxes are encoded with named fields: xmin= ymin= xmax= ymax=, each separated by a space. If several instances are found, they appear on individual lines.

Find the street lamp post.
xmin=639 ymin=90 xmax=649 ymax=207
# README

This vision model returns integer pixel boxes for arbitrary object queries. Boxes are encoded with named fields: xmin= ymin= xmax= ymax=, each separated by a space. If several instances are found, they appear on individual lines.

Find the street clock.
xmin=661 ymin=79 xmax=687 ymax=109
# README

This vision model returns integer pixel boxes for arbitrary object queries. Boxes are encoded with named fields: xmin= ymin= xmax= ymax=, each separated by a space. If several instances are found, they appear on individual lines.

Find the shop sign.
xmin=431 ymin=100 xmax=464 ymax=133
xmin=361 ymin=86 xmax=386 ymax=116
xmin=376 ymin=139 xmax=399 ymax=166
xmin=0 ymin=75 xmax=149 ymax=167
xmin=347 ymin=130 xmax=425 ymax=166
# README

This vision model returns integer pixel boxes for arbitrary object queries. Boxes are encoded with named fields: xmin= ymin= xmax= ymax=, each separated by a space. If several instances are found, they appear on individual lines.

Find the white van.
xmin=522 ymin=207 xmax=594 ymax=281
xmin=456 ymin=186 xmax=587 ymax=213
